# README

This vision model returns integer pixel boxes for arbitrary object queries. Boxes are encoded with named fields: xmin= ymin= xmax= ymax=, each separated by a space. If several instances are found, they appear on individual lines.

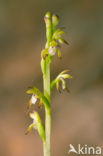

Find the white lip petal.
xmin=30 ymin=112 xmax=37 ymax=121
xmin=29 ymin=113 xmax=38 ymax=129
xmin=49 ymin=46 xmax=56 ymax=56
xmin=31 ymin=95 xmax=37 ymax=104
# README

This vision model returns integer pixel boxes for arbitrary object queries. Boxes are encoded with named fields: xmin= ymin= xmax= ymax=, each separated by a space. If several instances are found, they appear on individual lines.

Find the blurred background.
xmin=0 ymin=0 xmax=103 ymax=156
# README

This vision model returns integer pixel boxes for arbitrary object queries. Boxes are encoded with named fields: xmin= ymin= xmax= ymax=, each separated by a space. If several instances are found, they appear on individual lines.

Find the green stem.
xmin=43 ymin=60 xmax=51 ymax=156
xmin=43 ymin=142 xmax=47 ymax=156
xmin=43 ymin=12 xmax=52 ymax=156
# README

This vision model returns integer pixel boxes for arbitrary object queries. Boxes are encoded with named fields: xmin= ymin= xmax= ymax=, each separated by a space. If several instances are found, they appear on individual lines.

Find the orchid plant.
xmin=26 ymin=12 xmax=72 ymax=156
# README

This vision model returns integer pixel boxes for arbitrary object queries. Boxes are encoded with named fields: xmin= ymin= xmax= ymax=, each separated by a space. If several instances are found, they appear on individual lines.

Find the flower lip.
xmin=49 ymin=46 xmax=57 ymax=56
xmin=29 ymin=112 xmax=38 ymax=130
xmin=31 ymin=94 xmax=37 ymax=104
xmin=30 ymin=111 xmax=38 ymax=122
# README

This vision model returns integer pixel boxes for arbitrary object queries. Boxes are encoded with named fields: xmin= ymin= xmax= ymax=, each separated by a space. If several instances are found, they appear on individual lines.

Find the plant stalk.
xmin=43 ymin=60 xmax=51 ymax=156
xmin=43 ymin=12 xmax=52 ymax=156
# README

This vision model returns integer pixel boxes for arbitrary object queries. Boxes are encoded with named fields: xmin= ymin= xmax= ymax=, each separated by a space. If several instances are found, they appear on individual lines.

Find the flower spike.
xmin=26 ymin=12 xmax=72 ymax=155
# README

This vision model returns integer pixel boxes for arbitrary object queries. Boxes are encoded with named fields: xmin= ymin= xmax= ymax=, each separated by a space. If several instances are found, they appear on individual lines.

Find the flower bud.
xmin=45 ymin=12 xmax=52 ymax=19
xmin=52 ymin=14 xmax=59 ymax=27
xmin=44 ymin=12 xmax=52 ymax=25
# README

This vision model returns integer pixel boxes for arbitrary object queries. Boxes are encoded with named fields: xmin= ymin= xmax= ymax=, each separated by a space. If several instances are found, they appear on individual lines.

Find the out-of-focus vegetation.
xmin=0 ymin=1 xmax=103 ymax=156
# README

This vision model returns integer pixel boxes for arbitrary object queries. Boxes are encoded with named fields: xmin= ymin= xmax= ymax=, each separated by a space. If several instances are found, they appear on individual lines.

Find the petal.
xmin=25 ymin=123 xmax=36 ymax=135
xmin=49 ymin=46 xmax=57 ymax=56
xmin=31 ymin=95 xmax=37 ymax=104
xmin=57 ymin=49 xmax=62 ymax=59
xmin=61 ymin=74 xmax=72 ymax=79
xmin=29 ymin=112 xmax=38 ymax=122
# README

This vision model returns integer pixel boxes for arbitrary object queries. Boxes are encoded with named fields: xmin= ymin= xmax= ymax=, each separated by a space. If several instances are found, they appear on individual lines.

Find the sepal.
xmin=53 ymin=28 xmax=65 ymax=39
xmin=57 ymin=49 xmax=62 ymax=59
xmin=41 ymin=49 xmax=48 ymax=60
xmin=57 ymin=37 xmax=69 ymax=45
xmin=25 ymin=123 xmax=36 ymax=135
